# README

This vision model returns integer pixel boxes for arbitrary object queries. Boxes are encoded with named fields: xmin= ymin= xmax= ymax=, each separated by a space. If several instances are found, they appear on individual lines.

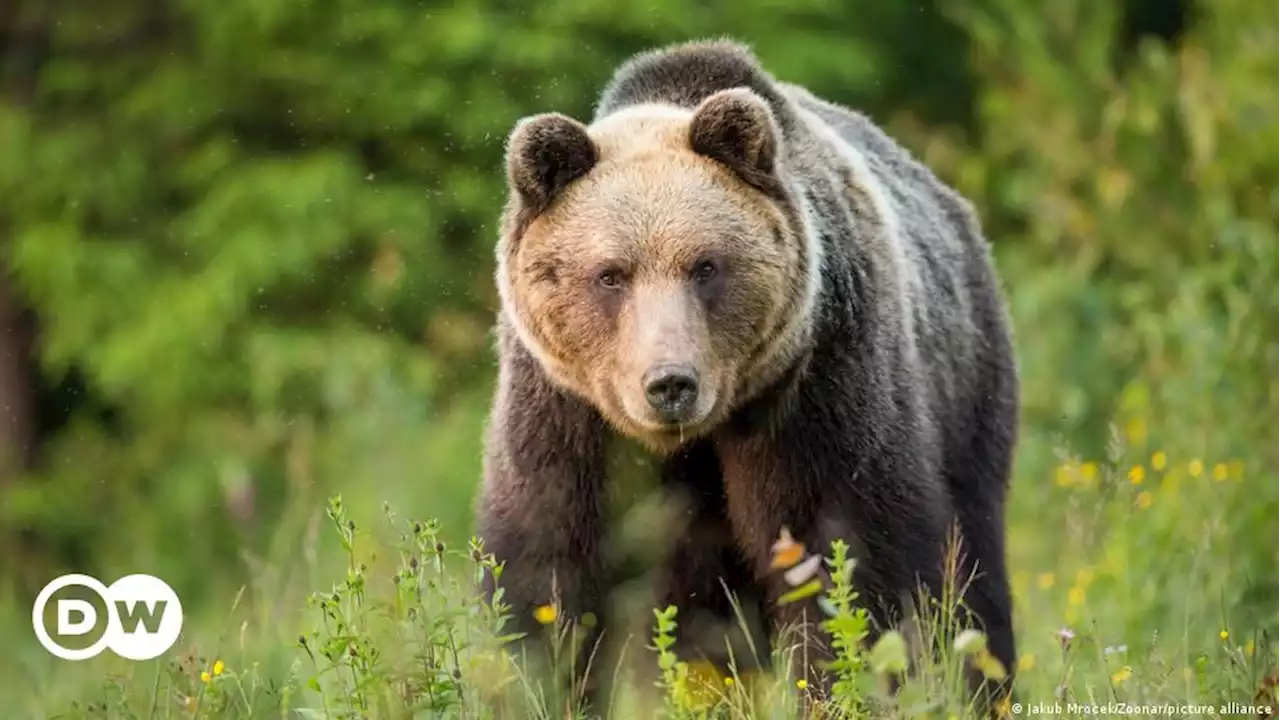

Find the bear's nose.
xmin=643 ymin=364 xmax=700 ymax=423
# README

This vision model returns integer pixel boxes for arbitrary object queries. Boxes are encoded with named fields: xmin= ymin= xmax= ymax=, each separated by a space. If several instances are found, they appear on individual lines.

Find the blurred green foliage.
xmin=0 ymin=0 xmax=1275 ymax=693
xmin=908 ymin=0 xmax=1278 ymax=635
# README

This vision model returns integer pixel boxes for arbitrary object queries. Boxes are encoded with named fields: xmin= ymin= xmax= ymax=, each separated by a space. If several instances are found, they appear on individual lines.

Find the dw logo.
xmin=32 ymin=574 xmax=184 ymax=661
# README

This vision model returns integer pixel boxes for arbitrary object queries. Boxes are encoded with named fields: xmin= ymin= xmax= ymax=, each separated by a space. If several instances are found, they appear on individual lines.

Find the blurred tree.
xmin=0 ymin=0 xmax=1272 ymax=649
xmin=1119 ymin=0 xmax=1190 ymax=49
xmin=0 ymin=0 xmax=47 ymax=489
xmin=906 ymin=0 xmax=1277 ymax=631
xmin=0 ymin=282 xmax=35 ymax=483
xmin=0 ymin=0 xmax=972 ymax=602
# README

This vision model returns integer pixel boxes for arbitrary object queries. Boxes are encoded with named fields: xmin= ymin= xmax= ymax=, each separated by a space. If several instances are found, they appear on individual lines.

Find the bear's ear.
xmin=688 ymin=88 xmax=778 ymax=181
xmin=505 ymin=113 xmax=599 ymax=215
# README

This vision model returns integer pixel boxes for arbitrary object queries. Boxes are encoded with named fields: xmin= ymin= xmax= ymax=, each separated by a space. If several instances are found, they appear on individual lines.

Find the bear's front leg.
xmin=716 ymin=408 xmax=952 ymax=710
xmin=474 ymin=353 xmax=612 ymax=714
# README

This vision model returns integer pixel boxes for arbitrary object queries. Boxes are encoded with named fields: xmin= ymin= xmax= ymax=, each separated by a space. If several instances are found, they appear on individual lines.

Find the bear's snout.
xmin=642 ymin=363 xmax=700 ymax=424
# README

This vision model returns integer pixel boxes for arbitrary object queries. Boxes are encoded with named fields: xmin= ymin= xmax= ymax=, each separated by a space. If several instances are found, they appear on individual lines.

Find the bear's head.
xmin=496 ymin=88 xmax=819 ymax=453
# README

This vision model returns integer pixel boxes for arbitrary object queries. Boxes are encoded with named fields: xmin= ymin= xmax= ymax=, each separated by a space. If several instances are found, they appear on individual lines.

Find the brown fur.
xmin=479 ymin=39 xmax=1020 ymax=718
xmin=497 ymin=94 xmax=809 ymax=453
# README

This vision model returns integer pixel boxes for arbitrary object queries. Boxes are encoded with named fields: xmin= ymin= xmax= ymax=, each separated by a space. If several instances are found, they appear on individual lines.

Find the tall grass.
xmin=8 ymin=438 xmax=1275 ymax=719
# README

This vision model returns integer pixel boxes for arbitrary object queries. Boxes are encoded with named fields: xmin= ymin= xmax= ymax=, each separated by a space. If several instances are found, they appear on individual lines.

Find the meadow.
xmin=3 ymin=434 xmax=1277 ymax=718
xmin=0 ymin=0 xmax=1275 ymax=717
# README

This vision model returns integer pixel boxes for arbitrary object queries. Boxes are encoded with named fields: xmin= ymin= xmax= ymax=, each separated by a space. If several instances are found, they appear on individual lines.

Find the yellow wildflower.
xmin=1055 ymin=464 xmax=1074 ymax=488
xmin=724 ymin=676 xmax=735 ymax=687
xmin=1137 ymin=491 xmax=1153 ymax=509
xmin=685 ymin=660 xmax=725 ymax=693
xmin=976 ymin=652 xmax=1008 ymax=682
xmin=534 ymin=604 xmax=557 ymax=625
xmin=1068 ymin=586 xmax=1086 ymax=607
xmin=1127 ymin=465 xmax=1145 ymax=485
xmin=1018 ymin=654 xmax=1036 ymax=671
xmin=1038 ymin=572 xmax=1055 ymax=590
xmin=679 ymin=661 xmax=724 ymax=711
xmin=796 ymin=678 xmax=808 ymax=690
xmin=1219 ymin=629 xmax=1229 ymax=641
xmin=1188 ymin=459 xmax=1204 ymax=477
xmin=1212 ymin=463 xmax=1229 ymax=482
xmin=1151 ymin=451 xmax=1167 ymax=471
xmin=1111 ymin=666 xmax=1132 ymax=684
xmin=1080 ymin=462 xmax=1099 ymax=485
xmin=213 ymin=660 xmax=225 ymax=676
xmin=200 ymin=671 xmax=211 ymax=684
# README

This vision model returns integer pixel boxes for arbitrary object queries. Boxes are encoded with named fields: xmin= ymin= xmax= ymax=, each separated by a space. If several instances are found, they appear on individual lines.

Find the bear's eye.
xmin=691 ymin=260 xmax=718 ymax=284
xmin=597 ymin=268 xmax=625 ymax=290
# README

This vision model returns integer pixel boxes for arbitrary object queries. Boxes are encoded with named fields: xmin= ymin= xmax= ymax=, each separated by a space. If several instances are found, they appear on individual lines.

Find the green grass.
xmin=2 ymin=429 xmax=1276 ymax=719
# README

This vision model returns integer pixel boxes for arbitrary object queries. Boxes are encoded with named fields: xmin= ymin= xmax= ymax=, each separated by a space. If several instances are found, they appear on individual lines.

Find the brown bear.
xmin=475 ymin=38 xmax=1019 ymax=714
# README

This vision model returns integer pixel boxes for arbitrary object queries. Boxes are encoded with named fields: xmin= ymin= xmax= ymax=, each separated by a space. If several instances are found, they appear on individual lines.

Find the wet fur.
xmin=477 ymin=39 xmax=1020 ymax=714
